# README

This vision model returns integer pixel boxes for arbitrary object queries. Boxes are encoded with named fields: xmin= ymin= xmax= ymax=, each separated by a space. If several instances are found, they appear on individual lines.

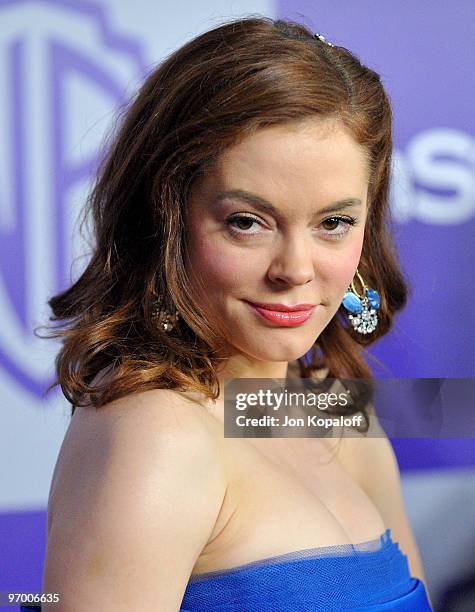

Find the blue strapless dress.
xmin=19 ymin=528 xmax=432 ymax=611
xmin=179 ymin=528 xmax=432 ymax=611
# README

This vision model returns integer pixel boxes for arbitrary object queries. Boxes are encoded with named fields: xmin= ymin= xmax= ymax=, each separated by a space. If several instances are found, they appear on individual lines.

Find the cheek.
xmin=188 ymin=235 xmax=254 ymax=292
xmin=319 ymin=238 xmax=364 ymax=302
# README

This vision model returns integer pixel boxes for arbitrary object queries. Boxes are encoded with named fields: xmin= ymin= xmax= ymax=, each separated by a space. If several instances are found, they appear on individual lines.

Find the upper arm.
xmin=43 ymin=390 xmax=227 ymax=611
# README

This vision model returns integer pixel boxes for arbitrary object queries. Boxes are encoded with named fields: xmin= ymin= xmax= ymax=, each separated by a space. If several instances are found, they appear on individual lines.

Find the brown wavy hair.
xmin=36 ymin=16 xmax=408 ymax=421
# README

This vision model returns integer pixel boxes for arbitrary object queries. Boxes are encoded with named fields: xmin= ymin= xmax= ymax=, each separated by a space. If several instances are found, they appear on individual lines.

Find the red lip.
xmin=244 ymin=301 xmax=317 ymax=327
xmin=245 ymin=300 xmax=316 ymax=312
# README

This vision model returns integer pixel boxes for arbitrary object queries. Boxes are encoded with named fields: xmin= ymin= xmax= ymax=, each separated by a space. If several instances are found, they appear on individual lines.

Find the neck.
xmin=197 ymin=356 xmax=289 ymax=426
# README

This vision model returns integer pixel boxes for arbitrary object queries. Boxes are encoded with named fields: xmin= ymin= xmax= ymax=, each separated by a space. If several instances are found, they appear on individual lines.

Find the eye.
xmin=225 ymin=213 xmax=265 ymax=236
xmin=320 ymin=215 xmax=358 ymax=240
xmin=225 ymin=213 xmax=358 ymax=240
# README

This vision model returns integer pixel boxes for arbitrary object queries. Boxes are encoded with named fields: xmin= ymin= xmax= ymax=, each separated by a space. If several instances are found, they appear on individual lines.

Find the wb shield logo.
xmin=0 ymin=0 xmax=146 ymax=397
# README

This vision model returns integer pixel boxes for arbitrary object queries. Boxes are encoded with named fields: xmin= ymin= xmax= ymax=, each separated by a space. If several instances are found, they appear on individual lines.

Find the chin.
xmin=220 ymin=311 xmax=322 ymax=362
xmin=241 ymin=337 xmax=316 ymax=364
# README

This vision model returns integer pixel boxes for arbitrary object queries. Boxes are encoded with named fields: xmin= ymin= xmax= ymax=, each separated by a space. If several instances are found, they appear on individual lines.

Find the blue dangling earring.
xmin=341 ymin=269 xmax=380 ymax=334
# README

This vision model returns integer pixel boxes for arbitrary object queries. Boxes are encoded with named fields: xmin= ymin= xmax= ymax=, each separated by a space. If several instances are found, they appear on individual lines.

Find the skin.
xmin=41 ymin=120 xmax=433 ymax=609
xmin=185 ymin=117 xmax=370 ymax=386
xmin=182 ymin=124 xmax=433 ymax=603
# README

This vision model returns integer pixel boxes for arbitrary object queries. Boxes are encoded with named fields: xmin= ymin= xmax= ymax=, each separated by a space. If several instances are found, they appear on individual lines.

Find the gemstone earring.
xmin=151 ymin=294 xmax=180 ymax=332
xmin=341 ymin=269 xmax=380 ymax=334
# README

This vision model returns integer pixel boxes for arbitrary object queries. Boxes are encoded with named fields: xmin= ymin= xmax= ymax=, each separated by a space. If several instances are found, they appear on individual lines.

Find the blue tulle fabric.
xmin=179 ymin=528 xmax=432 ymax=611
xmin=19 ymin=528 xmax=431 ymax=612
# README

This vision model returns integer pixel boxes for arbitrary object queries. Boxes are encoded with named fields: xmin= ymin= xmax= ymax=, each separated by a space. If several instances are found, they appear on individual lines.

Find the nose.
xmin=266 ymin=235 xmax=315 ymax=286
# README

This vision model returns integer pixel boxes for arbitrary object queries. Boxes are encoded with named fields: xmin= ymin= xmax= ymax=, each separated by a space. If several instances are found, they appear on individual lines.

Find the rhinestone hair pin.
xmin=314 ymin=32 xmax=334 ymax=47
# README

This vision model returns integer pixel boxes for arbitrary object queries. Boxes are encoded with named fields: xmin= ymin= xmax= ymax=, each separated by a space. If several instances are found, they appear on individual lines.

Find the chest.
xmin=192 ymin=434 xmax=386 ymax=575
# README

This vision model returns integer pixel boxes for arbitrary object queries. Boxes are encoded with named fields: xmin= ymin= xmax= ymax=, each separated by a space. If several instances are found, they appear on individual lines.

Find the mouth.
xmin=243 ymin=300 xmax=317 ymax=327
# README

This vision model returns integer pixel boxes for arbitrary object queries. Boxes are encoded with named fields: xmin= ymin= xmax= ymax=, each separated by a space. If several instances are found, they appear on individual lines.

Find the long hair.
xmin=36 ymin=16 xmax=408 ymax=420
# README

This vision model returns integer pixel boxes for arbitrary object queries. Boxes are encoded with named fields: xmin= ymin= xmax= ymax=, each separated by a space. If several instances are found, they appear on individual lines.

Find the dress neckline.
xmin=188 ymin=527 xmax=392 ymax=584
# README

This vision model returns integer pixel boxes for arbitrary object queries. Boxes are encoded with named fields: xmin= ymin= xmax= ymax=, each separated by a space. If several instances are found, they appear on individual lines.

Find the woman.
xmin=36 ymin=16 xmax=432 ymax=611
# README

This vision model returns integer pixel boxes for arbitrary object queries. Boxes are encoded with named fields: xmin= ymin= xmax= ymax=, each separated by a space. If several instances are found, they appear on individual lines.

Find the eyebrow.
xmin=215 ymin=189 xmax=362 ymax=215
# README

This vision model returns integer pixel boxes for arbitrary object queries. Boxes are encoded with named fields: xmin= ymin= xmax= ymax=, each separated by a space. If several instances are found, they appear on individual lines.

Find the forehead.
xmin=225 ymin=119 xmax=366 ymax=176
xmin=211 ymin=118 xmax=369 ymax=199
xmin=188 ymin=118 xmax=369 ymax=214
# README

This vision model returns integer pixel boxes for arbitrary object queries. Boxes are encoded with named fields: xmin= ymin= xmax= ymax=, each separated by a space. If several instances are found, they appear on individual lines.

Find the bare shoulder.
xmin=72 ymin=385 xmax=221 ymax=440
xmin=48 ymin=386 xmax=225 ymax=516
xmin=321 ymin=402 xmax=391 ymax=493
xmin=344 ymin=402 xmax=394 ymax=471
xmin=44 ymin=387 xmax=227 ymax=610
xmin=323 ymin=401 xmax=387 ymax=456
xmin=333 ymin=403 xmax=429 ymax=589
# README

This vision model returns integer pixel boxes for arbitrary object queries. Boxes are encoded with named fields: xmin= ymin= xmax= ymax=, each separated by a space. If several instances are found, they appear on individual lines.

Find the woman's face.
xmin=184 ymin=118 xmax=370 ymax=366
